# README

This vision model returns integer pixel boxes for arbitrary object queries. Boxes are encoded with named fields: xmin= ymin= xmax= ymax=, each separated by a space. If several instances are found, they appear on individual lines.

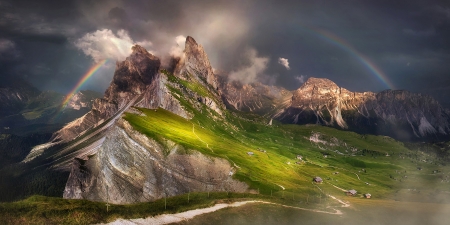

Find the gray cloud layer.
xmin=1 ymin=0 xmax=450 ymax=106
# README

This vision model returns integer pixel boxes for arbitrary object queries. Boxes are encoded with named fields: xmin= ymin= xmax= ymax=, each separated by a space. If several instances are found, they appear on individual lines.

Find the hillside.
xmin=1 ymin=36 xmax=450 ymax=224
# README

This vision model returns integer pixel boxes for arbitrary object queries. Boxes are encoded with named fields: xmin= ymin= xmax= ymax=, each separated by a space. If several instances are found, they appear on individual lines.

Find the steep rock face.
xmin=370 ymin=90 xmax=450 ymax=137
xmin=63 ymin=119 xmax=247 ymax=203
xmin=66 ymin=90 xmax=102 ymax=110
xmin=277 ymin=77 xmax=450 ymax=140
xmin=218 ymin=76 xmax=292 ymax=116
xmin=104 ymin=45 xmax=160 ymax=107
xmin=282 ymin=77 xmax=376 ymax=128
xmin=27 ymin=44 xmax=189 ymax=162
xmin=176 ymin=36 xmax=218 ymax=89
xmin=49 ymin=46 xmax=160 ymax=143
xmin=172 ymin=36 xmax=224 ymax=115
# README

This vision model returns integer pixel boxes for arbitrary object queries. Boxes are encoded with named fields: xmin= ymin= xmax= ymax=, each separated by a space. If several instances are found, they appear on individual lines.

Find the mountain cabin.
xmin=313 ymin=177 xmax=323 ymax=183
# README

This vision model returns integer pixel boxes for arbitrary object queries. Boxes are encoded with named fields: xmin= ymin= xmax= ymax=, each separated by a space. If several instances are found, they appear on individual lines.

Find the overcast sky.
xmin=1 ymin=0 xmax=450 ymax=104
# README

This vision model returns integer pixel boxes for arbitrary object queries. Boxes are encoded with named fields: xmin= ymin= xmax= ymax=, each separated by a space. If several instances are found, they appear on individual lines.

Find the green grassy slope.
xmin=123 ymin=71 xmax=450 ymax=203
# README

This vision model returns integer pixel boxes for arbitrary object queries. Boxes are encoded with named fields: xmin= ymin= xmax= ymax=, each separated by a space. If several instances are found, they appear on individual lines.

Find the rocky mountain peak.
xmin=131 ymin=44 xmax=150 ymax=55
xmin=105 ymin=45 xmax=161 ymax=104
xmin=180 ymin=36 xmax=218 ymax=89
xmin=276 ymin=76 xmax=450 ymax=141
xmin=186 ymin=36 xmax=198 ymax=46
xmin=303 ymin=77 xmax=339 ymax=88
xmin=295 ymin=77 xmax=343 ymax=96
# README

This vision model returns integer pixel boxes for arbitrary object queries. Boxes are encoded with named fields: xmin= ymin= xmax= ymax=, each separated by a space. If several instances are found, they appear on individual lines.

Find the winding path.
xmin=191 ymin=123 xmax=213 ymax=152
xmin=103 ymin=197 xmax=351 ymax=225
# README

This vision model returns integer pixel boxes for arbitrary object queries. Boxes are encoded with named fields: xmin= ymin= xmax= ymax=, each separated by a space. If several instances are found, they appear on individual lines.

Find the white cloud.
xmin=295 ymin=75 xmax=307 ymax=83
xmin=74 ymin=29 xmax=153 ymax=63
xmin=169 ymin=35 xmax=186 ymax=58
xmin=229 ymin=48 xmax=269 ymax=84
xmin=278 ymin=57 xmax=290 ymax=70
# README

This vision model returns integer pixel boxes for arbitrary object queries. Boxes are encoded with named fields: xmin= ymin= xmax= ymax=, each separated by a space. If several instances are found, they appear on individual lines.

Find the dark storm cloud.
xmin=0 ymin=0 xmax=450 ymax=105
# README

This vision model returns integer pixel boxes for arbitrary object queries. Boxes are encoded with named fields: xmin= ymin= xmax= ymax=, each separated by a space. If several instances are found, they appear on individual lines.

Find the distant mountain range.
xmin=0 ymin=80 xmax=101 ymax=136
xmin=219 ymin=76 xmax=450 ymax=142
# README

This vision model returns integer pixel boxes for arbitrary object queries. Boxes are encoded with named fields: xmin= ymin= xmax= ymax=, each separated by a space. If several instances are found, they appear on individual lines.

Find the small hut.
xmin=313 ymin=177 xmax=323 ymax=183
xmin=346 ymin=189 xmax=357 ymax=196
xmin=296 ymin=155 xmax=303 ymax=160
xmin=247 ymin=152 xmax=254 ymax=156
xmin=364 ymin=193 xmax=371 ymax=199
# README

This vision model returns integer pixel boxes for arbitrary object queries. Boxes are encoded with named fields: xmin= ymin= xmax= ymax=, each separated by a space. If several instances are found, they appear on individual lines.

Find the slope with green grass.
xmin=121 ymin=70 xmax=450 ymax=203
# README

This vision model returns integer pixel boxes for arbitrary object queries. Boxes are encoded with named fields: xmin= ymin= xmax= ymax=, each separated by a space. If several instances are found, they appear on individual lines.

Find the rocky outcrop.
xmin=369 ymin=90 xmax=450 ymax=138
xmin=280 ymin=77 xmax=376 ymax=128
xmin=25 ymin=43 xmax=191 ymax=161
xmin=48 ymin=46 xmax=158 ymax=142
xmin=175 ymin=36 xmax=218 ymax=90
xmin=277 ymin=77 xmax=450 ymax=141
xmin=63 ymin=119 xmax=247 ymax=203
xmin=66 ymin=90 xmax=102 ymax=110
xmin=172 ymin=36 xmax=224 ymax=115
xmin=218 ymin=76 xmax=292 ymax=117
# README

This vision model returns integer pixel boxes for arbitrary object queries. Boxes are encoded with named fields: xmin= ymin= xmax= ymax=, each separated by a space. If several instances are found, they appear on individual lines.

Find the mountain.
xmin=0 ymin=78 xmax=39 ymax=119
xmin=20 ymin=37 xmax=241 ymax=204
xmin=217 ymin=75 xmax=292 ymax=116
xmin=0 ymin=89 xmax=101 ymax=136
xmin=4 ymin=36 xmax=450 ymax=207
xmin=272 ymin=77 xmax=450 ymax=141
xmin=65 ymin=90 xmax=102 ymax=110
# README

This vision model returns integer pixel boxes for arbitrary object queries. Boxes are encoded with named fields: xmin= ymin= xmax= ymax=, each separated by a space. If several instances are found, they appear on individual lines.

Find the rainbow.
xmin=302 ymin=27 xmax=395 ymax=90
xmin=61 ymin=59 xmax=108 ymax=109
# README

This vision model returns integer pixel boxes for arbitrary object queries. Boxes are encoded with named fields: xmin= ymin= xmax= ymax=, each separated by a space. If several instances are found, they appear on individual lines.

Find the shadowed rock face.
xmin=105 ymin=45 xmax=160 ymax=105
xmin=49 ymin=45 xmax=163 ymax=143
xmin=276 ymin=77 xmax=450 ymax=141
xmin=217 ymin=76 xmax=292 ymax=116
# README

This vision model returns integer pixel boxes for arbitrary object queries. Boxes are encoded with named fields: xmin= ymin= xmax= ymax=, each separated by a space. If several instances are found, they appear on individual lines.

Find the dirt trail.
xmin=191 ymin=123 xmax=213 ymax=152
xmin=103 ymin=196 xmax=351 ymax=225
xmin=327 ymin=182 xmax=348 ymax=192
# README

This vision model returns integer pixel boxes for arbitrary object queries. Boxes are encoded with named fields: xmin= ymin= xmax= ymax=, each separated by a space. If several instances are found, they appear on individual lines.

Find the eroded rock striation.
xmin=63 ymin=119 xmax=246 ymax=203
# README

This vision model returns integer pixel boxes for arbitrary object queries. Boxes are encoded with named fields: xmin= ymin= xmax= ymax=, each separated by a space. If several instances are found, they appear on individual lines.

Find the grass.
xmin=0 ymin=193 xmax=285 ymax=225
xmin=123 ymin=70 xmax=450 ymax=201
xmin=123 ymin=105 xmax=450 ymax=202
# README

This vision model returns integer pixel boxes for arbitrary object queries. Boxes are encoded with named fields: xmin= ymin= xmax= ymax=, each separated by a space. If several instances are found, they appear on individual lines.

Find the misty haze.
xmin=1 ymin=0 xmax=450 ymax=225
